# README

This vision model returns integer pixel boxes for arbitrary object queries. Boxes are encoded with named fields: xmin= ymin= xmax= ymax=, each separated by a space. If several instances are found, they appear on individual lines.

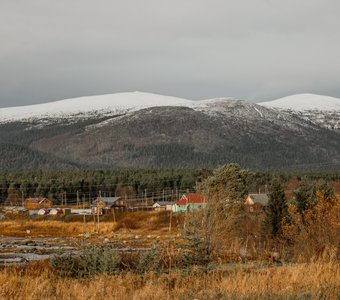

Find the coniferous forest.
xmin=0 ymin=167 xmax=339 ymax=205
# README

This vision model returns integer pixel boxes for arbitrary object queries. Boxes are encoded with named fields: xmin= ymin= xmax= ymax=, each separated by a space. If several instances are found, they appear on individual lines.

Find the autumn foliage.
xmin=282 ymin=189 xmax=339 ymax=261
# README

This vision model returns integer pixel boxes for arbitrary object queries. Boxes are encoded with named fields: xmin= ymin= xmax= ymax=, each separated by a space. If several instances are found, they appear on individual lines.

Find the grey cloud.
xmin=0 ymin=0 xmax=340 ymax=107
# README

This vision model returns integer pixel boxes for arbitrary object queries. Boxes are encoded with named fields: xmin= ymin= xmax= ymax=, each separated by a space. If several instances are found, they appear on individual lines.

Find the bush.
xmin=50 ymin=245 xmax=121 ymax=278
xmin=136 ymin=246 xmax=162 ymax=274
xmin=50 ymin=244 xmax=166 ymax=277
xmin=177 ymin=218 xmax=212 ymax=267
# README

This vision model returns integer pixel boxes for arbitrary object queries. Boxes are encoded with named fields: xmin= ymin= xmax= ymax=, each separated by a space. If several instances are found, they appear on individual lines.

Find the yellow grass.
xmin=0 ymin=260 xmax=339 ymax=299
xmin=0 ymin=211 xmax=180 ymax=237
xmin=0 ymin=220 xmax=114 ymax=237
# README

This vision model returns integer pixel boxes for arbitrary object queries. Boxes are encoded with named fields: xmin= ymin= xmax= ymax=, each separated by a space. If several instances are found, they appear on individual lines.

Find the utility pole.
xmin=83 ymin=195 xmax=86 ymax=234
xmin=92 ymin=203 xmax=96 ymax=232
xmin=21 ymin=191 xmax=24 ymax=208
xmin=77 ymin=190 xmax=79 ymax=207
xmin=97 ymin=190 xmax=101 ymax=233
xmin=169 ymin=202 xmax=173 ymax=233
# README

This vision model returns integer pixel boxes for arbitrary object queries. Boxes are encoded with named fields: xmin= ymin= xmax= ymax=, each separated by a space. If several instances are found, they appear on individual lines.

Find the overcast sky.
xmin=1 ymin=0 xmax=340 ymax=108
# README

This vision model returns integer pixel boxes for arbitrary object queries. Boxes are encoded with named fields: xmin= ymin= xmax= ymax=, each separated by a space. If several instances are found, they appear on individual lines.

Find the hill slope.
xmin=0 ymin=92 xmax=339 ymax=171
xmin=30 ymin=101 xmax=340 ymax=170
xmin=0 ymin=144 xmax=80 ymax=171
xmin=258 ymin=93 xmax=340 ymax=131
xmin=259 ymin=93 xmax=340 ymax=111
xmin=0 ymin=92 xmax=193 ymax=122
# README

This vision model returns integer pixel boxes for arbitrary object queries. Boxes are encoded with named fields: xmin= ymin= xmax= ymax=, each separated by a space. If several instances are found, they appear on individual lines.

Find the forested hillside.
xmin=0 ymin=144 xmax=79 ymax=171
xmin=0 ymin=99 xmax=339 ymax=171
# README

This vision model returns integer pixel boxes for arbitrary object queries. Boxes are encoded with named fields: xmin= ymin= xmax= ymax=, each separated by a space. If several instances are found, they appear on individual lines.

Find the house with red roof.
xmin=172 ymin=193 xmax=206 ymax=212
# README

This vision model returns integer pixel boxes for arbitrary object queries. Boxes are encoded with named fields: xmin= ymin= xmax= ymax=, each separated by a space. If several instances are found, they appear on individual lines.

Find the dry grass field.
xmin=0 ymin=211 xmax=181 ymax=237
xmin=0 ymin=260 xmax=339 ymax=299
xmin=0 ymin=206 xmax=339 ymax=300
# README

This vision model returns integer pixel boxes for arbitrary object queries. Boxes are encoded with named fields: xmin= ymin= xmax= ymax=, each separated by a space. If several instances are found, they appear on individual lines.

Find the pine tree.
xmin=266 ymin=178 xmax=287 ymax=237
xmin=179 ymin=164 xmax=253 ymax=262
xmin=294 ymin=177 xmax=316 ymax=213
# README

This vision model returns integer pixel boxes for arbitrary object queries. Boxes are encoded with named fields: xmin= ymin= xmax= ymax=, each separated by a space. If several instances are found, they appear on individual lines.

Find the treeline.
xmin=1 ymin=167 xmax=339 ymax=206
xmin=0 ymin=169 xmax=203 ymax=205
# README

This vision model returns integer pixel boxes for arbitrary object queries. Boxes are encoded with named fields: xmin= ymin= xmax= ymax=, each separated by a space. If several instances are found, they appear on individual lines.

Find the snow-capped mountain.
xmin=0 ymin=92 xmax=194 ymax=122
xmin=258 ymin=94 xmax=340 ymax=131
xmin=259 ymin=94 xmax=340 ymax=111
xmin=0 ymin=92 xmax=339 ymax=171
xmin=1 ymin=91 xmax=338 ymax=124
xmin=0 ymin=91 xmax=260 ymax=126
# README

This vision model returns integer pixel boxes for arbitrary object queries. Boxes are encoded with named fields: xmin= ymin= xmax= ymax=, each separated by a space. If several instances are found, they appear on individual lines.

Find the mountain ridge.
xmin=259 ymin=93 xmax=340 ymax=111
xmin=2 ymin=92 xmax=339 ymax=123
xmin=0 ymin=92 xmax=339 ymax=171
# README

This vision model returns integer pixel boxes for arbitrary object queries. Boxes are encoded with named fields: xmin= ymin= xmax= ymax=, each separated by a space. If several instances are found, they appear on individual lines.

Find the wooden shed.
xmin=152 ymin=201 xmax=173 ymax=211
xmin=25 ymin=197 xmax=53 ymax=210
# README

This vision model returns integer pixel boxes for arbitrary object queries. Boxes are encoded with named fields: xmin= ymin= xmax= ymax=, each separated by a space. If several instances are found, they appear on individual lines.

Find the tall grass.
xmin=0 ymin=211 xmax=180 ymax=237
xmin=0 ymin=260 xmax=339 ymax=299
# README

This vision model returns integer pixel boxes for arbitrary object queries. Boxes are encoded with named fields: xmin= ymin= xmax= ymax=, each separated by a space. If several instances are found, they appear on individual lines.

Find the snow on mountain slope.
xmin=259 ymin=93 xmax=340 ymax=131
xmin=259 ymin=93 xmax=340 ymax=111
xmin=0 ymin=91 xmax=253 ymax=123
xmin=0 ymin=92 xmax=195 ymax=122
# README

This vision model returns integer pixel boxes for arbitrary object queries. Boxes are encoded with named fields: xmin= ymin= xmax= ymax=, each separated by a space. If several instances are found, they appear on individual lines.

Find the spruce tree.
xmin=294 ymin=177 xmax=316 ymax=213
xmin=266 ymin=178 xmax=287 ymax=237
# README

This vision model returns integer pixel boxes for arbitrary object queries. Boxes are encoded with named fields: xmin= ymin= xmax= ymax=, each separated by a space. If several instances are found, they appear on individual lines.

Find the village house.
xmin=152 ymin=201 xmax=173 ymax=211
xmin=172 ymin=193 xmax=206 ymax=212
xmin=244 ymin=193 xmax=269 ymax=212
xmin=92 ymin=197 xmax=127 ymax=214
xmin=24 ymin=197 xmax=53 ymax=210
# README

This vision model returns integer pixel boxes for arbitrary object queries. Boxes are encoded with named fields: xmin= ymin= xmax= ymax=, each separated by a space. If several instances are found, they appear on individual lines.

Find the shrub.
xmin=136 ymin=246 xmax=162 ymax=274
xmin=177 ymin=219 xmax=212 ymax=267
xmin=50 ymin=245 xmax=121 ymax=278
xmin=51 ymin=244 xmax=166 ymax=277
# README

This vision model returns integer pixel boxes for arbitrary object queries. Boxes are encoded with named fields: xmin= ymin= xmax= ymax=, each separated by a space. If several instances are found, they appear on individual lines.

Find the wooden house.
xmin=152 ymin=201 xmax=173 ymax=211
xmin=244 ymin=194 xmax=269 ymax=212
xmin=172 ymin=193 xmax=206 ymax=212
xmin=25 ymin=197 xmax=53 ymax=210
xmin=92 ymin=197 xmax=127 ymax=214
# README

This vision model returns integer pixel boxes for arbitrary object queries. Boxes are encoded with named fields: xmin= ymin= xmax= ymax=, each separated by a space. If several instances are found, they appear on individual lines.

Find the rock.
xmin=22 ymin=239 xmax=32 ymax=245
